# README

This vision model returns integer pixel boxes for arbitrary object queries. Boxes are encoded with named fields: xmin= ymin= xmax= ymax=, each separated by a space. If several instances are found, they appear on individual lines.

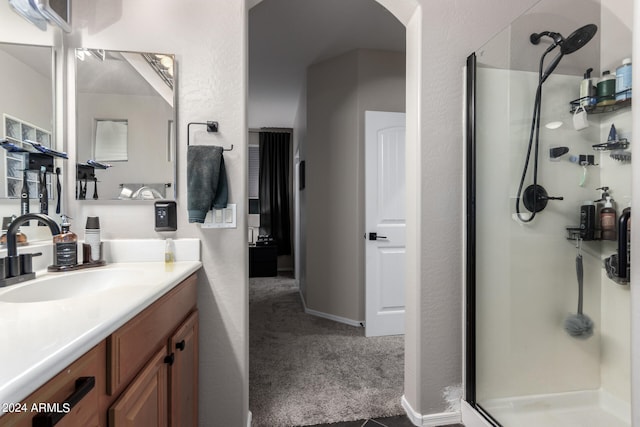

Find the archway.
xmin=245 ymin=0 xmax=422 ymax=424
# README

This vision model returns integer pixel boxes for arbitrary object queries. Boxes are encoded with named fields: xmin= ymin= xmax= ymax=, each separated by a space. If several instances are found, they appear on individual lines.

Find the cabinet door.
xmin=109 ymin=347 xmax=169 ymax=427
xmin=0 ymin=342 xmax=103 ymax=427
xmin=170 ymin=310 xmax=199 ymax=427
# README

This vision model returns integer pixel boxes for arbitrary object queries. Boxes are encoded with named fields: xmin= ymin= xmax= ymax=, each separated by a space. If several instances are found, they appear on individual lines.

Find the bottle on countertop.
xmin=615 ymin=58 xmax=632 ymax=102
xmin=600 ymin=196 xmax=617 ymax=241
xmin=53 ymin=215 xmax=77 ymax=267
xmin=0 ymin=215 xmax=27 ymax=246
xmin=165 ymin=238 xmax=175 ymax=264
xmin=84 ymin=216 xmax=101 ymax=262
xmin=597 ymin=70 xmax=616 ymax=106
xmin=580 ymin=67 xmax=597 ymax=106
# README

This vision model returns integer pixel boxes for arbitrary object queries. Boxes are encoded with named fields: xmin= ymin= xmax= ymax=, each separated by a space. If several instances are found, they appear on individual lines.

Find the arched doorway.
xmin=246 ymin=0 xmax=421 ymax=425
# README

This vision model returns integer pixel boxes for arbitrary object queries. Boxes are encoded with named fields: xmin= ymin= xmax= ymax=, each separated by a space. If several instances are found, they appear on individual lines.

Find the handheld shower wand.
xmin=515 ymin=24 xmax=597 ymax=222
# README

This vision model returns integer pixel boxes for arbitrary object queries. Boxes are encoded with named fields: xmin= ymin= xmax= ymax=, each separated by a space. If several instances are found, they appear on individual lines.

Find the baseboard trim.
xmin=247 ymin=410 xmax=252 ymax=427
xmin=401 ymin=395 xmax=462 ymax=427
xmin=298 ymin=289 xmax=363 ymax=327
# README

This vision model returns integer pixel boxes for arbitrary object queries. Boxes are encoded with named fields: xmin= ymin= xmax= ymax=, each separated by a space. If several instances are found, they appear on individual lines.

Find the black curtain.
xmin=258 ymin=131 xmax=291 ymax=255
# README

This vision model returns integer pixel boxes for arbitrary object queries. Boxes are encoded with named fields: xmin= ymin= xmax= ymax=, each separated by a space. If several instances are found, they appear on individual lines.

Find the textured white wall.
xmin=67 ymin=2 xmax=249 ymax=426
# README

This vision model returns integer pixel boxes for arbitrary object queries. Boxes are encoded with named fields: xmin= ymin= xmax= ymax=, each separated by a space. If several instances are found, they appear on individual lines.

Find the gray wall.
xmin=305 ymin=49 xmax=405 ymax=322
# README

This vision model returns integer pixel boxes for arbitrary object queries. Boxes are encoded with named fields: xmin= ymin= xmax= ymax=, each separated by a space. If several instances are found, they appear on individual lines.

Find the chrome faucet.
xmin=2 ymin=213 xmax=60 ymax=283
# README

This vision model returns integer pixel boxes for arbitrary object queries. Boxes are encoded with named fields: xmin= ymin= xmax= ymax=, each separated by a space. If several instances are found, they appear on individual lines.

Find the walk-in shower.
xmin=515 ymin=24 xmax=597 ymax=222
xmin=465 ymin=0 xmax=631 ymax=426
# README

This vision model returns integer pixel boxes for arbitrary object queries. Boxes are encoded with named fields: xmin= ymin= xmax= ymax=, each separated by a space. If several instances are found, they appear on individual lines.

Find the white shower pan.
xmin=478 ymin=389 xmax=630 ymax=427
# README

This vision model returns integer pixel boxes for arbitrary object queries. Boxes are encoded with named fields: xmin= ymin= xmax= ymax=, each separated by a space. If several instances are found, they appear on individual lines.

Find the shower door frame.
xmin=464 ymin=51 xmax=504 ymax=427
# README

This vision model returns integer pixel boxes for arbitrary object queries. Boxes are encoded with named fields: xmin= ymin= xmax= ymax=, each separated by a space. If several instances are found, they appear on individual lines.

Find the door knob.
xmin=368 ymin=232 xmax=388 ymax=241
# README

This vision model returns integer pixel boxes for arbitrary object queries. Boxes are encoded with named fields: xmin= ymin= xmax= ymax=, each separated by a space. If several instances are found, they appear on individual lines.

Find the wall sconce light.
xmin=142 ymin=53 xmax=175 ymax=89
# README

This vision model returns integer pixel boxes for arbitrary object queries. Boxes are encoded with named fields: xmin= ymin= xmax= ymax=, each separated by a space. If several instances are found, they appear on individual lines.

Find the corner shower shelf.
xmin=565 ymin=226 xmax=602 ymax=241
xmin=569 ymin=89 xmax=632 ymax=114
xmin=592 ymin=138 xmax=629 ymax=151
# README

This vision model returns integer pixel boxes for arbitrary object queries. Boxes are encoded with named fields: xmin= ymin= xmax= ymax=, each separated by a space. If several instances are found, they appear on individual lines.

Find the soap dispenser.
xmin=600 ymin=196 xmax=617 ymax=241
xmin=53 ymin=215 xmax=78 ymax=267
xmin=164 ymin=238 xmax=175 ymax=272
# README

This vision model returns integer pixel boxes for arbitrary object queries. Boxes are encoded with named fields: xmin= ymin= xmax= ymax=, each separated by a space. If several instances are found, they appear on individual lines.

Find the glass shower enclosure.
xmin=465 ymin=0 xmax=632 ymax=425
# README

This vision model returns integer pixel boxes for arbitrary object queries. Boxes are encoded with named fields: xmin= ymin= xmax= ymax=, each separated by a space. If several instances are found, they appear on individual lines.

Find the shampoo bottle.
xmin=580 ymin=201 xmax=596 ymax=240
xmin=615 ymin=58 xmax=632 ymax=101
xmin=580 ymin=67 xmax=596 ymax=106
xmin=597 ymin=71 xmax=617 ymax=106
xmin=600 ymin=197 xmax=617 ymax=240
xmin=53 ymin=215 xmax=78 ymax=267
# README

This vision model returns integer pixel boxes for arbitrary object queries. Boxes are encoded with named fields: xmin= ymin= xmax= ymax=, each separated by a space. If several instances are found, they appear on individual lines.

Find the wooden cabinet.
xmin=106 ymin=273 xmax=198 ymax=427
xmin=169 ymin=311 xmax=198 ymax=427
xmin=108 ymin=347 xmax=169 ymax=427
xmin=0 ymin=273 xmax=198 ymax=427
xmin=0 ymin=341 xmax=105 ymax=427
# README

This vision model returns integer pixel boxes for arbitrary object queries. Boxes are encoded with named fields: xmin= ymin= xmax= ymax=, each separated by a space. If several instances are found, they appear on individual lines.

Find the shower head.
xmin=561 ymin=24 xmax=598 ymax=54
xmin=531 ymin=24 xmax=598 ymax=84
xmin=530 ymin=24 xmax=598 ymax=54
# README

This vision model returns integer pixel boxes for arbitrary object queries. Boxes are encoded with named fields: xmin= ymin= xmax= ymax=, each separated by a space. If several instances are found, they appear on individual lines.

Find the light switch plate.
xmin=202 ymin=204 xmax=237 ymax=228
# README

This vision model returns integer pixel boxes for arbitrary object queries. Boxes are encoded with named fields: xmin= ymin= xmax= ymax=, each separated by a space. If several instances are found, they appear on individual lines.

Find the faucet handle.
xmin=19 ymin=252 xmax=42 ymax=275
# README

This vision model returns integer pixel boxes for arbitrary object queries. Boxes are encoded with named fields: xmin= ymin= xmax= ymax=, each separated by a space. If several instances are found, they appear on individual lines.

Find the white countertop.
xmin=0 ymin=239 xmax=202 ymax=407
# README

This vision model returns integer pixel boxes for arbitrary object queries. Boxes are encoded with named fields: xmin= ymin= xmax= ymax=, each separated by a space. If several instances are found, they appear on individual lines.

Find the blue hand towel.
xmin=187 ymin=146 xmax=229 ymax=223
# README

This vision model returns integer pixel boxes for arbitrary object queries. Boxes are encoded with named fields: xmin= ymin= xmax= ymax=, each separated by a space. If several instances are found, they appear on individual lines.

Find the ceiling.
xmin=248 ymin=0 xmax=406 ymax=128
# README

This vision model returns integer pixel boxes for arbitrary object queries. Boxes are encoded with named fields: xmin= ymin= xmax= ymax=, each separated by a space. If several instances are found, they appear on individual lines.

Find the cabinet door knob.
xmin=164 ymin=353 xmax=175 ymax=366
xmin=176 ymin=340 xmax=186 ymax=351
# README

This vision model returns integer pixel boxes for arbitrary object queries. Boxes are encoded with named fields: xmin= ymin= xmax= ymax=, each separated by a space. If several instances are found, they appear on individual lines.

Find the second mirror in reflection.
xmin=75 ymin=49 xmax=177 ymax=200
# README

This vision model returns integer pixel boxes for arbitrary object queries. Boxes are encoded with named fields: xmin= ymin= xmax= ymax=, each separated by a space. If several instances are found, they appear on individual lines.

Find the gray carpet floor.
xmin=249 ymin=275 xmax=404 ymax=426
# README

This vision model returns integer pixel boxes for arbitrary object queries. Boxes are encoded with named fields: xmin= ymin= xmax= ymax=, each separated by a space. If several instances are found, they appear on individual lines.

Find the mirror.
xmin=75 ymin=49 xmax=176 ymax=200
xmin=0 ymin=41 xmax=62 ymax=243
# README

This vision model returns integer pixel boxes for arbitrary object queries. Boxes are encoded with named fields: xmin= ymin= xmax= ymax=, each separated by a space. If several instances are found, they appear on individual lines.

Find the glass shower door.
xmin=466 ymin=0 xmax=631 ymax=426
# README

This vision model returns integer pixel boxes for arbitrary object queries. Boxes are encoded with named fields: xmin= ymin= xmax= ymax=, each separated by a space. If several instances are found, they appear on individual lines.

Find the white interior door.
xmin=365 ymin=110 xmax=406 ymax=337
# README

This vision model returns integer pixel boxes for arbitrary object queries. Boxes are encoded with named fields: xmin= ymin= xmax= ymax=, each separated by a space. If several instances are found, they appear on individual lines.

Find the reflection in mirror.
xmin=95 ymin=119 xmax=128 ymax=161
xmin=75 ymin=49 xmax=176 ymax=200
xmin=0 ymin=42 xmax=61 ymax=244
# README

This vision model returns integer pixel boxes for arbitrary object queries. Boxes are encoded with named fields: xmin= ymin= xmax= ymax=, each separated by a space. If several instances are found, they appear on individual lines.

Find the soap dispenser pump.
xmin=600 ymin=196 xmax=617 ymax=241
xmin=53 ymin=215 xmax=78 ymax=267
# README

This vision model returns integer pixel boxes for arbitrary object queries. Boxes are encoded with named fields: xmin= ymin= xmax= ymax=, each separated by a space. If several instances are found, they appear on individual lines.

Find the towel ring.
xmin=187 ymin=121 xmax=234 ymax=151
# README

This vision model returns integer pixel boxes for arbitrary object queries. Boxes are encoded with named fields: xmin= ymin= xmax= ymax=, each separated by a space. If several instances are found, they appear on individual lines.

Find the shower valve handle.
xmin=523 ymin=184 xmax=563 ymax=213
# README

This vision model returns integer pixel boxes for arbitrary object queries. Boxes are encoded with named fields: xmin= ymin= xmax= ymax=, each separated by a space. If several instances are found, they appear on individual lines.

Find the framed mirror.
xmin=75 ymin=49 xmax=177 ymax=200
xmin=0 ymin=41 xmax=62 ymax=243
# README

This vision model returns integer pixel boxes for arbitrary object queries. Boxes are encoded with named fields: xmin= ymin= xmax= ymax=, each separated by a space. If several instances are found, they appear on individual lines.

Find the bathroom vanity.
xmin=0 ymin=241 xmax=201 ymax=427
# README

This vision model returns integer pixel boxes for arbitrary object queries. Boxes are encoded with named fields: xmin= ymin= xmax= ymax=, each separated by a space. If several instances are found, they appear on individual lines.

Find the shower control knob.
xmin=523 ymin=184 xmax=563 ymax=213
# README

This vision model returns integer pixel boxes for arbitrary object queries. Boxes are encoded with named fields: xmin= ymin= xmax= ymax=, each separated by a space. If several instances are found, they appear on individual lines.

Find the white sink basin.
xmin=0 ymin=268 xmax=154 ymax=303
